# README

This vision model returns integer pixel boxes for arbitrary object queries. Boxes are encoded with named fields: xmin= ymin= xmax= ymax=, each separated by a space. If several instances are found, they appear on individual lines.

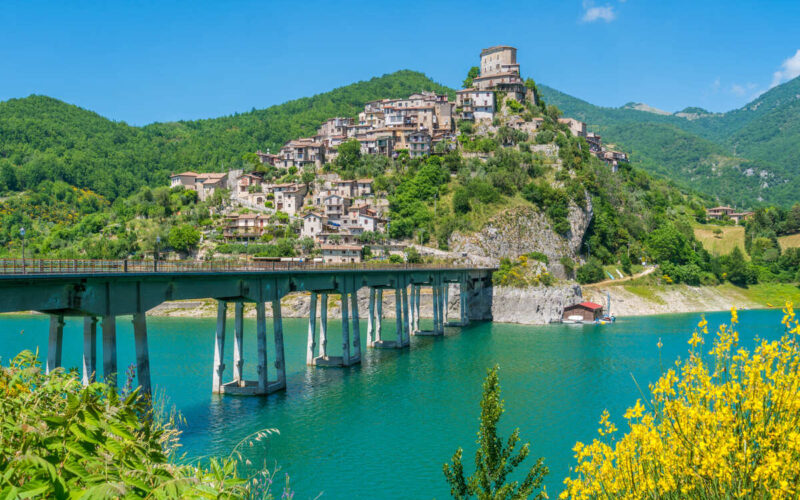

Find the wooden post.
xmin=82 ymin=316 xmax=97 ymax=385
xmin=272 ymin=299 xmax=286 ymax=390
xmin=212 ymin=301 xmax=227 ymax=393
xmin=101 ymin=315 xmax=117 ymax=385
xmin=233 ymin=302 xmax=244 ymax=382
xmin=341 ymin=292 xmax=351 ymax=365
xmin=132 ymin=312 xmax=152 ymax=396
xmin=256 ymin=301 xmax=268 ymax=394
xmin=320 ymin=293 xmax=328 ymax=357
xmin=307 ymin=293 xmax=318 ymax=365
xmin=46 ymin=314 xmax=64 ymax=374
xmin=350 ymin=289 xmax=361 ymax=360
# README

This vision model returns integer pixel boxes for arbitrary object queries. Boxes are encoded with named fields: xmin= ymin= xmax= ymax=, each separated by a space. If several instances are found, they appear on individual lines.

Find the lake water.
xmin=0 ymin=308 xmax=787 ymax=498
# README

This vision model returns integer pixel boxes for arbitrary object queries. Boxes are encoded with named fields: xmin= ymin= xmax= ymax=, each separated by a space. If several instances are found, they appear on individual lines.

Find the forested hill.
xmin=539 ymin=76 xmax=800 ymax=207
xmin=0 ymin=70 xmax=452 ymax=200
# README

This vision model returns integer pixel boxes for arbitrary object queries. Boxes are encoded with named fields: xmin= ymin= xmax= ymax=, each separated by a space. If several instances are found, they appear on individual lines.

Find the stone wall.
xmin=491 ymin=284 xmax=582 ymax=324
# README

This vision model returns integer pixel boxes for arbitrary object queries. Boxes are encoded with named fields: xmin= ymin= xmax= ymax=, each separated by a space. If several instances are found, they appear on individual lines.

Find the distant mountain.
xmin=539 ymin=76 xmax=800 ymax=207
xmin=622 ymin=102 xmax=672 ymax=115
xmin=0 ymin=70 xmax=452 ymax=199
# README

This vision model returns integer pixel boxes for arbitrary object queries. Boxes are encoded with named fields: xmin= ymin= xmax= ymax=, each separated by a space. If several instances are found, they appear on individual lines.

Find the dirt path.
xmin=585 ymin=266 xmax=656 ymax=287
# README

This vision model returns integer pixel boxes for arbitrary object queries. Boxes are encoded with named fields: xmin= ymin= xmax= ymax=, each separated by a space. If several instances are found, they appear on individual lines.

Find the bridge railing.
xmin=0 ymin=259 xmax=490 ymax=276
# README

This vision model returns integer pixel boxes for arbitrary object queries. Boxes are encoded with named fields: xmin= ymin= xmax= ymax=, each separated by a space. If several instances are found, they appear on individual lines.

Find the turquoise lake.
xmin=0 ymin=308 xmax=787 ymax=498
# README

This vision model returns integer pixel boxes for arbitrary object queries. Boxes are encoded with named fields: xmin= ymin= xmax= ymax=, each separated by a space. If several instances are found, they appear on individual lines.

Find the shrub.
xmin=576 ymin=259 xmax=605 ymax=284
xmin=452 ymin=187 xmax=471 ymax=214
xmin=0 ymin=351 xmax=274 ymax=498
xmin=444 ymin=365 xmax=548 ymax=499
xmin=167 ymin=223 xmax=200 ymax=252
xmin=561 ymin=306 xmax=800 ymax=499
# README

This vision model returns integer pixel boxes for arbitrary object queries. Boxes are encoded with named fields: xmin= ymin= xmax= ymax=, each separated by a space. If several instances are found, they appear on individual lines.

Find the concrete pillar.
xmin=408 ymin=285 xmax=415 ymax=336
xmin=444 ymin=283 xmax=450 ymax=324
xmin=256 ymin=301 xmax=268 ymax=394
xmin=101 ymin=315 xmax=117 ymax=385
xmin=341 ymin=292 xmax=351 ymax=365
xmin=414 ymin=286 xmax=421 ymax=332
xmin=320 ymin=293 xmax=328 ymax=357
xmin=432 ymin=284 xmax=440 ymax=335
xmin=307 ymin=293 xmax=318 ymax=365
xmin=46 ymin=314 xmax=64 ymax=375
xmin=460 ymin=281 xmax=469 ymax=326
xmin=367 ymin=288 xmax=375 ymax=347
xmin=375 ymin=289 xmax=383 ymax=342
xmin=438 ymin=284 xmax=446 ymax=334
xmin=350 ymin=290 xmax=361 ymax=361
xmin=394 ymin=287 xmax=403 ymax=346
xmin=272 ymin=299 xmax=286 ymax=390
xmin=233 ymin=302 xmax=244 ymax=382
xmin=401 ymin=283 xmax=410 ymax=346
xmin=212 ymin=301 xmax=227 ymax=393
xmin=82 ymin=316 xmax=97 ymax=385
xmin=132 ymin=312 xmax=152 ymax=396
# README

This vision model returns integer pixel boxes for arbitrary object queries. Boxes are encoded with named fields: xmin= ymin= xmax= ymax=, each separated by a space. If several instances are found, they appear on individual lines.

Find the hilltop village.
xmin=168 ymin=46 xmax=628 ymax=264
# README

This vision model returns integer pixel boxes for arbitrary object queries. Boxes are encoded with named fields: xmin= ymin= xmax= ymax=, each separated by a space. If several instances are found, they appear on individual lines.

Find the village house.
xmin=316 ymin=232 xmax=360 ymax=246
xmin=274 ymin=188 xmax=305 ymax=216
xmin=456 ymin=89 xmax=496 ymax=121
xmin=320 ymin=244 xmax=363 ymax=264
xmin=169 ymin=171 xmax=228 ymax=201
xmin=238 ymin=173 xmax=263 ymax=193
xmin=322 ymin=193 xmax=351 ymax=221
xmin=706 ymin=206 xmax=754 ymax=223
xmin=558 ymin=118 xmax=587 ymax=138
xmin=223 ymin=213 xmax=272 ymax=240
xmin=408 ymin=130 xmax=432 ymax=158
xmin=472 ymin=45 xmax=527 ymax=101
xmin=301 ymin=212 xmax=328 ymax=239
xmin=277 ymin=138 xmax=325 ymax=169
xmin=356 ymin=179 xmax=373 ymax=197
xmin=255 ymin=150 xmax=279 ymax=166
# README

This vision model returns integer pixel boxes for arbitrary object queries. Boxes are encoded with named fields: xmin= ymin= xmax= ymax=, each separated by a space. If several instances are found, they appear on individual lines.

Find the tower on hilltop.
xmin=472 ymin=45 xmax=529 ymax=102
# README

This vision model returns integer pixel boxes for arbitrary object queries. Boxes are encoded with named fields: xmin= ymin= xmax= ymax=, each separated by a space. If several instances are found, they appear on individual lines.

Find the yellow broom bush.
xmin=561 ymin=304 xmax=800 ymax=499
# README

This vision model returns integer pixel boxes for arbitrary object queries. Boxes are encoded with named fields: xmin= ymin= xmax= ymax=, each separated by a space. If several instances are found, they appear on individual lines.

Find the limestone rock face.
xmin=448 ymin=198 xmax=593 ymax=271
xmin=491 ymin=284 xmax=582 ymax=324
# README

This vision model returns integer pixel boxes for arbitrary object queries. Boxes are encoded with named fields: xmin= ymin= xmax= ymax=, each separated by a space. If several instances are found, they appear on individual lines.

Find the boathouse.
xmin=562 ymin=301 xmax=604 ymax=322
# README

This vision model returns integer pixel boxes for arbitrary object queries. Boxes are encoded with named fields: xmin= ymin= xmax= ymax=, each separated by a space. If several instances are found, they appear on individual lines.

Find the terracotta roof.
xmin=321 ymin=244 xmax=363 ymax=251
xmin=575 ymin=301 xmax=603 ymax=310
xmin=480 ymin=45 xmax=516 ymax=55
xmin=356 ymin=179 xmax=373 ymax=183
xmin=172 ymin=171 xmax=199 ymax=177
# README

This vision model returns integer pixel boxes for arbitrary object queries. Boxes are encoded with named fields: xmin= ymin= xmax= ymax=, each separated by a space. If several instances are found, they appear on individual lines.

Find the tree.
xmin=335 ymin=139 xmax=362 ymax=168
xmin=576 ymin=259 xmax=605 ymax=284
xmin=443 ymin=365 xmax=548 ymax=500
xmin=453 ymin=187 xmax=471 ymax=214
xmin=463 ymin=66 xmax=480 ymax=89
xmin=168 ymin=224 xmax=201 ymax=252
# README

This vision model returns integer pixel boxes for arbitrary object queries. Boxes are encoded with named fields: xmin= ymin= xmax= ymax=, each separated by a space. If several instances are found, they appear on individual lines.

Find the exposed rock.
xmin=491 ymin=284 xmax=582 ymax=324
xmin=448 ymin=199 xmax=592 ymax=272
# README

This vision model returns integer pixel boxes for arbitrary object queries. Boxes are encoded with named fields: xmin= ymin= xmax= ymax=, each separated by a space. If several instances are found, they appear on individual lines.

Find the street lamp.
xmin=155 ymin=236 xmax=161 ymax=272
xmin=20 ymin=227 xmax=26 ymax=275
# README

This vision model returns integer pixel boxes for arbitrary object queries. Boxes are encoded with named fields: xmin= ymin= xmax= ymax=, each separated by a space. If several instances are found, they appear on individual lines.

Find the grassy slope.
xmin=693 ymin=224 xmax=746 ymax=257
xmin=778 ymin=233 xmax=800 ymax=251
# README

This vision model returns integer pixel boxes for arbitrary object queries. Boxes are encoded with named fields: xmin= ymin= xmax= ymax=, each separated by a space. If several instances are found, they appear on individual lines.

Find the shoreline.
xmin=3 ymin=282 xmax=795 ymax=324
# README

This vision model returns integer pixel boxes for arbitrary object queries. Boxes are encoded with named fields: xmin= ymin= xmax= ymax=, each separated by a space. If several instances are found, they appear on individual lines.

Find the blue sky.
xmin=2 ymin=0 xmax=799 ymax=125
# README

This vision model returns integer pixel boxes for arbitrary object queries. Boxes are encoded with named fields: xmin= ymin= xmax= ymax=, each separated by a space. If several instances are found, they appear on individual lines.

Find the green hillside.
xmin=539 ymin=77 xmax=800 ymax=207
xmin=0 ymin=70 xmax=452 ymax=200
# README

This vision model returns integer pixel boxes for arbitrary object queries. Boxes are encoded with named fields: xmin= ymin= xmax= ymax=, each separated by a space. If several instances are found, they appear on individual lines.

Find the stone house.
xmin=320 ymin=244 xmax=363 ymax=264
xmin=408 ymin=130 xmax=432 ymax=158
xmin=301 ymin=212 xmax=327 ymax=239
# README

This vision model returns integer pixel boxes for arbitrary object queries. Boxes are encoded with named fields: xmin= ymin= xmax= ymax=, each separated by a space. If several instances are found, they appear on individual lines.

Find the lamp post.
xmin=20 ymin=227 xmax=26 ymax=275
xmin=154 ymin=236 xmax=161 ymax=272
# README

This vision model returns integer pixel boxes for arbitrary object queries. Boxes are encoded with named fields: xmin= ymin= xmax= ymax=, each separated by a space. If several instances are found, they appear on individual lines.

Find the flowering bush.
xmin=561 ymin=305 xmax=800 ymax=499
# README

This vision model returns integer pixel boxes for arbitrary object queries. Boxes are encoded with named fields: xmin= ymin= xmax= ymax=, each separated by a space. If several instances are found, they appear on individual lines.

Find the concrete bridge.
xmin=0 ymin=260 xmax=494 ymax=396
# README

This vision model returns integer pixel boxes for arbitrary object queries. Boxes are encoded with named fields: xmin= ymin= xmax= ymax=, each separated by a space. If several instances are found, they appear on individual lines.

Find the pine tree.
xmin=443 ymin=365 xmax=548 ymax=499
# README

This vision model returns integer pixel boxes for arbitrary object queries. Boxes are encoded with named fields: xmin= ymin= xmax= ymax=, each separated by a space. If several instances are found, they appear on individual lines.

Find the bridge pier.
xmin=376 ymin=289 xmax=383 ymax=343
xmin=443 ymin=284 xmax=449 ymax=325
xmin=101 ymin=315 xmax=117 ymax=386
xmin=272 ymin=299 xmax=286 ymax=390
xmin=46 ymin=314 xmax=64 ymax=374
xmin=132 ymin=312 xmax=152 ymax=396
xmin=212 ymin=301 xmax=227 ymax=393
xmin=82 ymin=316 xmax=97 ymax=385
xmin=233 ymin=302 xmax=244 ymax=382
xmin=307 ymin=293 xmax=318 ymax=365
xmin=412 ymin=285 xmax=421 ymax=333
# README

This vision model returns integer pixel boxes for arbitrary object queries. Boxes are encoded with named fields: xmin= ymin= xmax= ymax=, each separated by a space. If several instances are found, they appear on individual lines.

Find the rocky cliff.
xmin=491 ymin=284 xmax=582 ymax=324
xmin=448 ymin=198 xmax=592 ymax=276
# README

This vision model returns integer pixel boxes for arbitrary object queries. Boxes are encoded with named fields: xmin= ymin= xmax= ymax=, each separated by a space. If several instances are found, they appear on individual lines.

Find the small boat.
xmin=594 ymin=293 xmax=616 ymax=324
xmin=562 ymin=314 xmax=587 ymax=325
